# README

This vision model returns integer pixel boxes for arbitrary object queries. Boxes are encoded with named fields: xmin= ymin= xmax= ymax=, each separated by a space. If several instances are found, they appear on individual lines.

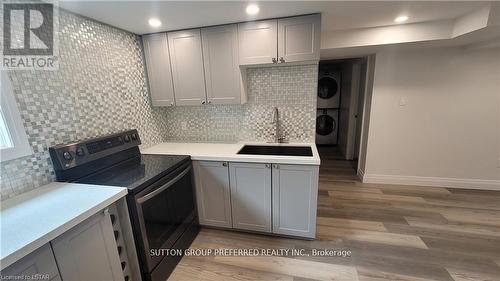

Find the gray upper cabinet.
xmin=143 ymin=33 xmax=175 ymax=106
xmin=238 ymin=14 xmax=321 ymax=65
xmin=238 ymin=20 xmax=278 ymax=65
xmin=272 ymin=164 xmax=319 ymax=238
xmin=51 ymin=210 xmax=123 ymax=281
xmin=1 ymin=244 xmax=61 ymax=281
xmin=168 ymin=29 xmax=207 ymax=106
xmin=229 ymin=162 xmax=272 ymax=232
xmin=144 ymin=14 xmax=320 ymax=106
xmin=193 ymin=161 xmax=233 ymax=227
xmin=201 ymin=25 xmax=242 ymax=105
xmin=277 ymin=14 xmax=321 ymax=63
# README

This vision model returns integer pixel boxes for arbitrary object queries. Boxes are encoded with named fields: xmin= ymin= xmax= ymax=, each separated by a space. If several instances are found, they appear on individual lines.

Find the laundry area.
xmin=316 ymin=58 xmax=369 ymax=162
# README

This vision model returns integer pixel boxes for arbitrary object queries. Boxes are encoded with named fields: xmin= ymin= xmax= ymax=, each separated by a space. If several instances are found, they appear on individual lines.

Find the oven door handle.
xmin=136 ymin=165 xmax=191 ymax=204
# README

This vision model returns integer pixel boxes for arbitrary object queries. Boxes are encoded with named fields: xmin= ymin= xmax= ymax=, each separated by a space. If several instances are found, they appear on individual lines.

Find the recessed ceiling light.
xmin=246 ymin=4 xmax=260 ymax=15
xmin=394 ymin=15 xmax=409 ymax=23
xmin=148 ymin=18 xmax=162 ymax=28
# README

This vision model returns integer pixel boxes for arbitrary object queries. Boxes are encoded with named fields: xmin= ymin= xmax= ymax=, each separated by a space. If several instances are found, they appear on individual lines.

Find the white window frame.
xmin=0 ymin=72 xmax=32 ymax=162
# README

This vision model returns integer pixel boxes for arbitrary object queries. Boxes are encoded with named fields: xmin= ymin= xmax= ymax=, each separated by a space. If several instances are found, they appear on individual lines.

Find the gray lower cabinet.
xmin=51 ymin=210 xmax=123 ymax=281
xmin=229 ymin=162 xmax=272 ymax=233
xmin=1 ymin=244 xmax=61 ymax=281
xmin=193 ymin=161 xmax=319 ymax=239
xmin=272 ymin=164 xmax=319 ymax=238
xmin=193 ymin=161 xmax=233 ymax=228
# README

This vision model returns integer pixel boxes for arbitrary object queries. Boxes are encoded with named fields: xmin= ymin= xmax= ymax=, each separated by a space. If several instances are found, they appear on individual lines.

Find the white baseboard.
xmin=362 ymin=174 xmax=500 ymax=191
xmin=357 ymin=168 xmax=365 ymax=182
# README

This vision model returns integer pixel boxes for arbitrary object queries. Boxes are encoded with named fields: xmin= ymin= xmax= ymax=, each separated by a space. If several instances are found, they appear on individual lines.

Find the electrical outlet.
xmin=181 ymin=122 xmax=187 ymax=131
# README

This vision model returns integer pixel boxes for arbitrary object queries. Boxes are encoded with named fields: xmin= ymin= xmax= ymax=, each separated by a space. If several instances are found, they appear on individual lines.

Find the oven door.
xmin=134 ymin=161 xmax=196 ymax=272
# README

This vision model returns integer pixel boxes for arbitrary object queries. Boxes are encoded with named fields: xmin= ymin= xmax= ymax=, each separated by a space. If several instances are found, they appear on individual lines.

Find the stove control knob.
xmin=131 ymin=133 xmax=138 ymax=141
xmin=124 ymin=135 xmax=131 ymax=143
xmin=76 ymin=147 xmax=85 ymax=157
xmin=62 ymin=151 xmax=73 ymax=161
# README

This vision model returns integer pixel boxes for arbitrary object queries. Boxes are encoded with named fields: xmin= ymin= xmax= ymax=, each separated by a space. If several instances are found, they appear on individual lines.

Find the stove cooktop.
xmin=76 ymin=154 xmax=190 ymax=194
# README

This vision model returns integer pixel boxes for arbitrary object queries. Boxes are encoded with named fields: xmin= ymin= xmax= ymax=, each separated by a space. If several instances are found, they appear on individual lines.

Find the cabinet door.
xmin=51 ymin=210 xmax=123 ymax=281
xmin=229 ymin=162 xmax=272 ymax=232
xmin=1 ymin=244 xmax=60 ymax=281
xmin=272 ymin=164 xmax=319 ymax=238
xmin=143 ymin=33 xmax=175 ymax=106
xmin=168 ymin=29 xmax=207 ymax=106
xmin=238 ymin=20 xmax=277 ymax=65
xmin=278 ymin=14 xmax=321 ymax=63
xmin=201 ymin=25 xmax=242 ymax=105
xmin=193 ymin=161 xmax=232 ymax=228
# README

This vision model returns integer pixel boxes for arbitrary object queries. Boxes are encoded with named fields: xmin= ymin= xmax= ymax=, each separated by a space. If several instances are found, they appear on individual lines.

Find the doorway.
xmin=315 ymin=56 xmax=372 ymax=174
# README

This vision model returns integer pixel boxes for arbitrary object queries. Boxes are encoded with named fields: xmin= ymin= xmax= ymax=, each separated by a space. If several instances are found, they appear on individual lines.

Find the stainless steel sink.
xmin=237 ymin=145 xmax=313 ymax=157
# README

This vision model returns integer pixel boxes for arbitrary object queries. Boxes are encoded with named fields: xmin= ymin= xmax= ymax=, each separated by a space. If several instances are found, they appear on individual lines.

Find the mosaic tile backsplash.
xmin=0 ymin=10 xmax=169 ymax=200
xmin=0 ymin=9 xmax=318 ymax=200
xmin=165 ymin=65 xmax=318 ymax=143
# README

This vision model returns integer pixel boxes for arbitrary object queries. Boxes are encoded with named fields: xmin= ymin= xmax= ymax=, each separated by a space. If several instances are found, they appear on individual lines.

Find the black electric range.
xmin=77 ymin=153 xmax=190 ymax=194
xmin=49 ymin=130 xmax=199 ymax=281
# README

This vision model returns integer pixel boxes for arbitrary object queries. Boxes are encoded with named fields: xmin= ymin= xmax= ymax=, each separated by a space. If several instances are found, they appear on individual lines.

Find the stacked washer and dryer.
xmin=316 ymin=69 xmax=341 ymax=145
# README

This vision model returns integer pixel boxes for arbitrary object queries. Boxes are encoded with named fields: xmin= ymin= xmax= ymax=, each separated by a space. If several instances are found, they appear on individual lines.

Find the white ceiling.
xmin=58 ymin=1 xmax=487 ymax=35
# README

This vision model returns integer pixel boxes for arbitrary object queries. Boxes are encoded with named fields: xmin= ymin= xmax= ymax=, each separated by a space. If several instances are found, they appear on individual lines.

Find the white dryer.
xmin=316 ymin=109 xmax=338 ymax=145
xmin=317 ymin=71 xmax=341 ymax=109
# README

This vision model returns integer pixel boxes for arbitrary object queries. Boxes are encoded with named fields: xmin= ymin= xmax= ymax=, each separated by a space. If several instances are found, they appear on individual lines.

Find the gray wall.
xmin=0 ymin=10 xmax=319 ymax=200
xmin=1 ymin=10 xmax=169 ymax=200
xmin=365 ymin=47 xmax=499 ymax=184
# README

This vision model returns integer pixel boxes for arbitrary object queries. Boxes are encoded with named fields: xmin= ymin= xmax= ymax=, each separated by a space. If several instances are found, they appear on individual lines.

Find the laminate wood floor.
xmin=168 ymin=147 xmax=500 ymax=281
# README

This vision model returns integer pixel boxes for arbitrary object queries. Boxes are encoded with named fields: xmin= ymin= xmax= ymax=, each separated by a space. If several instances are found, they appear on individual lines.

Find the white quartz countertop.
xmin=0 ymin=182 xmax=127 ymax=270
xmin=142 ymin=142 xmax=321 ymax=165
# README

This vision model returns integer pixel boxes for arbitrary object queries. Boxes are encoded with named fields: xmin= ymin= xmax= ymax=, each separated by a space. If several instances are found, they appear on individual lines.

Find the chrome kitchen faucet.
xmin=271 ymin=107 xmax=286 ymax=143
